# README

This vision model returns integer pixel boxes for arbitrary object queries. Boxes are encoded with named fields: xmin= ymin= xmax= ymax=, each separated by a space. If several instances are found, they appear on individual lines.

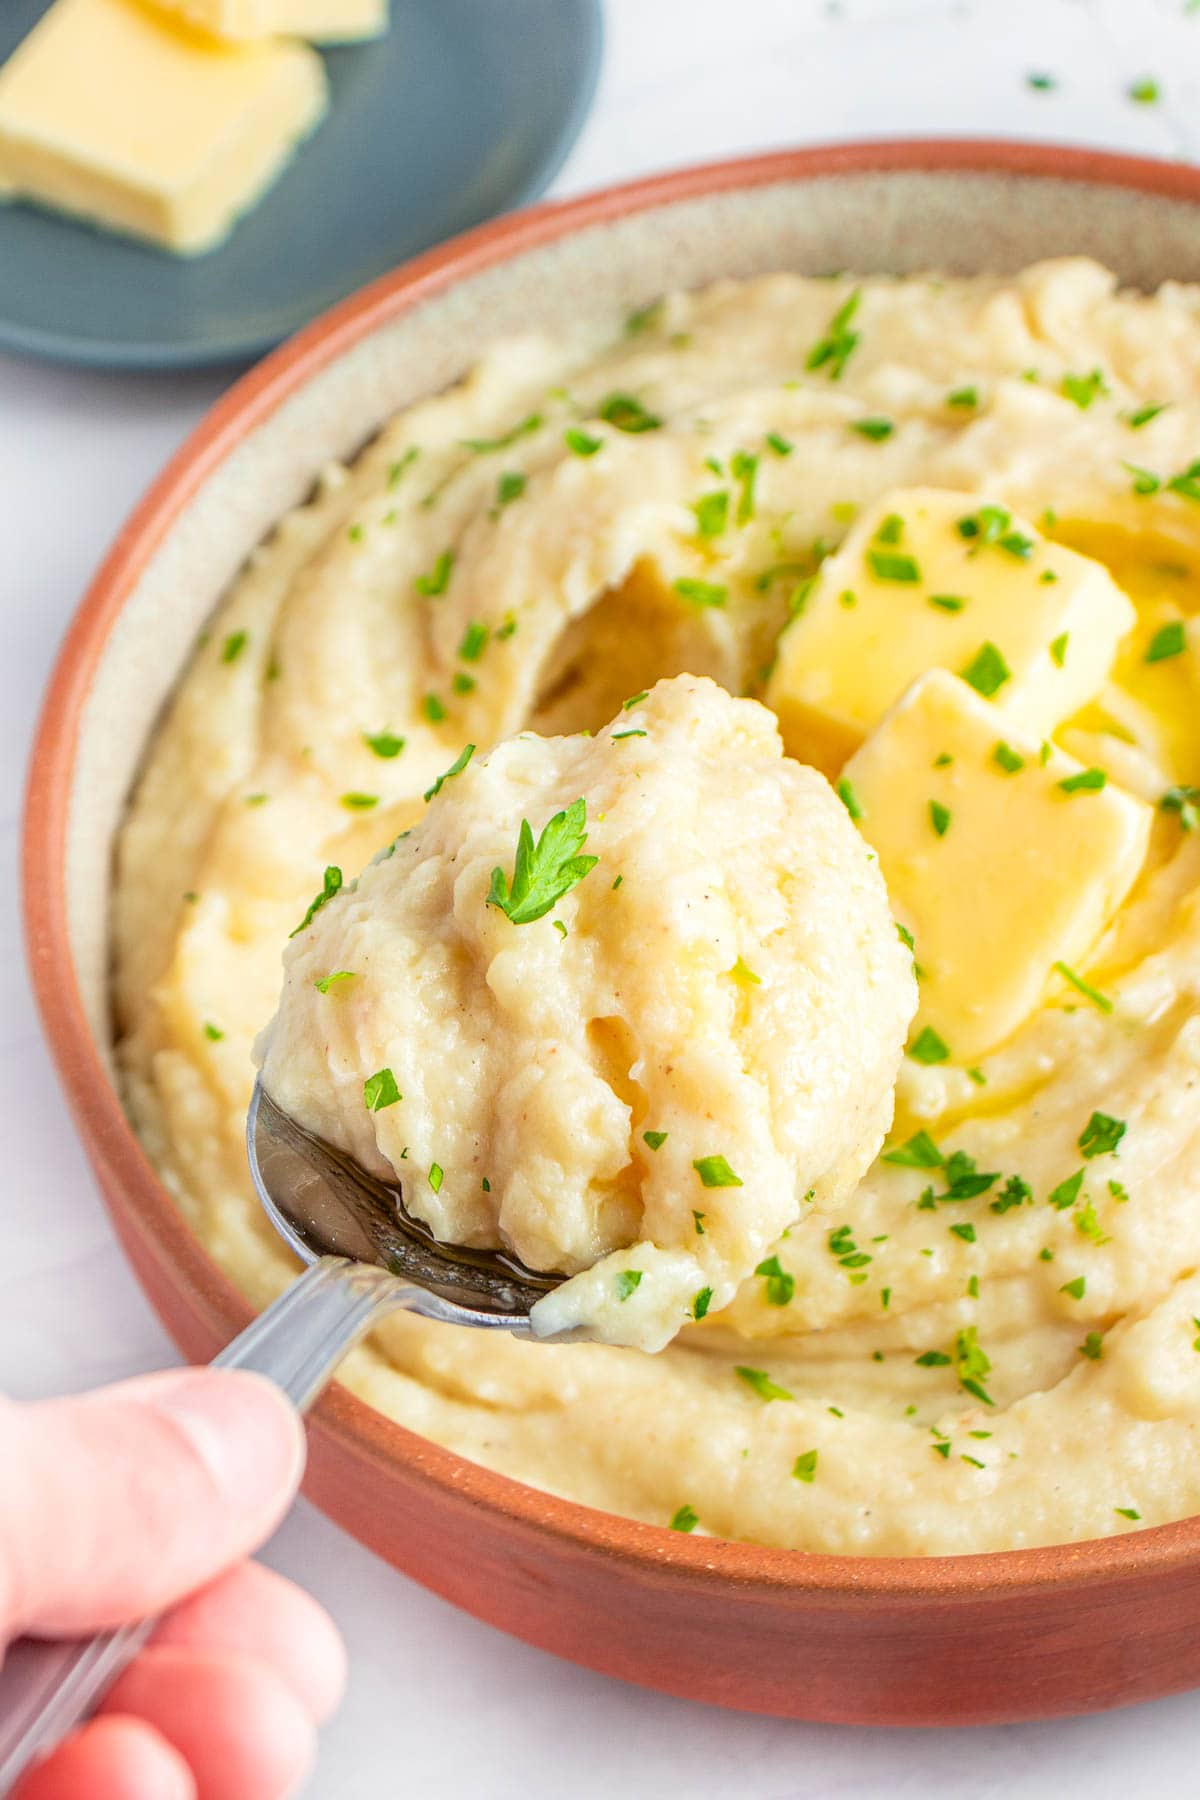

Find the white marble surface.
xmin=2 ymin=0 xmax=1200 ymax=1791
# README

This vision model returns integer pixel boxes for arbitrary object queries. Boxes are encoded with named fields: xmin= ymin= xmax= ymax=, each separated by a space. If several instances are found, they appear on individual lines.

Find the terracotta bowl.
xmin=24 ymin=141 xmax=1200 ymax=1728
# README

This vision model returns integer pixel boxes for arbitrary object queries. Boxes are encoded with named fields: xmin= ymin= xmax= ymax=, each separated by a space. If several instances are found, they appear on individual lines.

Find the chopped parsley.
xmin=960 ymin=641 xmax=1012 ymax=698
xmin=487 ymin=797 xmax=598 ymax=925
xmin=1061 ymin=369 xmax=1108 ymax=409
xmin=616 ymin=1270 xmax=643 ymax=1302
xmin=202 ymin=1022 xmax=224 ymax=1041
xmin=1079 ymin=1111 xmax=1126 ymax=1159
xmin=836 ymin=777 xmax=863 ymax=820
xmin=692 ymin=490 xmax=729 ymax=537
xmin=221 ymin=630 xmax=248 ymax=664
xmin=1054 ymin=960 xmax=1113 ymax=1012
xmin=990 ymin=1175 xmax=1033 ymax=1215
xmin=564 ymin=427 xmax=603 ymax=457
xmin=1050 ymin=632 xmax=1069 ymax=667
xmin=1049 ymin=1169 xmax=1085 ymax=1210
xmin=766 ymin=431 xmax=793 ymax=456
xmin=868 ymin=550 xmax=921 ymax=583
xmin=341 ymin=792 xmax=379 ymax=810
xmin=669 ymin=1503 xmax=699 ymax=1533
xmin=387 ymin=446 xmax=420 ymax=486
xmin=414 ymin=550 xmax=454 ymax=596
xmin=1146 ymin=620 xmax=1186 ymax=663
xmin=625 ymin=298 xmax=664 ymax=336
xmin=612 ymin=728 xmax=647 ymax=741
xmin=731 ymin=450 xmax=759 ymax=523
xmin=755 ymin=1255 xmax=794 ymax=1306
xmin=1058 ymin=767 xmax=1107 ymax=794
xmin=363 ymin=730 xmax=406 ymax=759
xmin=598 ymin=392 xmax=661 ymax=433
xmin=461 ymin=414 xmax=541 ymax=453
xmin=693 ymin=1155 xmax=743 ymax=1189
xmin=364 ymin=1067 xmax=401 ymax=1112
xmin=1167 ymin=459 xmax=1200 ymax=503
xmin=423 ymin=743 xmax=475 ymax=803
xmin=1128 ymin=77 xmax=1160 ymax=104
xmin=422 ymin=693 xmax=447 ymax=723
xmin=947 ymin=385 xmax=979 ymax=407
xmin=735 ymin=1366 xmax=793 ymax=1402
xmin=792 ymin=1449 xmax=819 ymax=1483
xmin=1059 ymin=1276 xmax=1086 ymax=1300
xmin=1026 ymin=71 xmax=1057 ymax=91
xmin=1115 ymin=1505 xmax=1141 ymax=1521
xmin=915 ymin=1350 xmax=951 ymax=1366
xmin=908 ymin=1025 xmax=951 ymax=1065
xmin=428 ymin=1162 xmax=444 ymax=1193
xmin=623 ymin=690 xmax=648 ymax=710
xmin=643 ymin=1129 xmax=668 ymax=1151
xmin=1126 ymin=403 xmax=1167 ymax=429
xmin=692 ymin=1287 xmax=713 ymax=1321
xmin=806 ymin=289 xmax=862 ymax=380
xmin=875 ymin=513 xmax=904 ymax=544
xmin=1124 ymin=462 xmax=1162 ymax=497
xmin=955 ymin=1325 xmax=994 ymax=1405
xmin=673 ymin=577 xmax=727 ymax=608
xmin=1161 ymin=785 xmax=1200 ymax=830
xmin=289 ymin=865 xmax=342 ymax=938
xmin=692 ymin=1209 xmax=706 ymax=1235
xmin=882 ymin=1129 xmax=944 ymax=1169
xmin=993 ymin=741 xmax=1025 ymax=773
xmin=929 ymin=593 xmax=966 ymax=612
xmin=929 ymin=800 xmax=951 ymax=837
xmin=852 ymin=417 xmax=894 ymax=441
xmin=315 ymin=970 xmax=355 ymax=993
xmin=950 ymin=1222 xmax=976 ymax=1243
xmin=495 ymin=471 xmax=526 ymax=508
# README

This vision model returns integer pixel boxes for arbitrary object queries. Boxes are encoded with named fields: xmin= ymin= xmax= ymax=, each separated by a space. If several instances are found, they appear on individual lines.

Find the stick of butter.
xmin=0 ymin=0 xmax=328 ymax=255
xmin=840 ymin=670 xmax=1151 ymax=1062
xmin=152 ymin=0 xmax=388 ymax=43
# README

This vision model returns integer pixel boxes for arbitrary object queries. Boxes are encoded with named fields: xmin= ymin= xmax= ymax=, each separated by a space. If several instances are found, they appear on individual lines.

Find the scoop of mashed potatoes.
xmin=257 ymin=676 xmax=916 ymax=1348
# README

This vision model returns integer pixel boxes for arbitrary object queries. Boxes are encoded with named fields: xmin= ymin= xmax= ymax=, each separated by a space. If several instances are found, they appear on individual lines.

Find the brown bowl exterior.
xmin=24 ymin=140 xmax=1200 ymax=1726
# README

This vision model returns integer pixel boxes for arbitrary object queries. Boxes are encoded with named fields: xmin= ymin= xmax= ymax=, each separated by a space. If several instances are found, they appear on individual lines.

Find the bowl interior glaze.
xmin=26 ymin=143 xmax=1200 ymax=1726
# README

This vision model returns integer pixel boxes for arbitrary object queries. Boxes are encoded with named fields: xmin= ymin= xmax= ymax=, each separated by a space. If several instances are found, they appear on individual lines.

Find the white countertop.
xmin=2 ymin=1 xmax=1199 ymax=1792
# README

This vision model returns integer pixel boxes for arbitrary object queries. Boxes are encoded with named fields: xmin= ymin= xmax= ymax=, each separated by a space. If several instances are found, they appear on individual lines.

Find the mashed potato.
xmin=256 ymin=676 xmax=915 ymax=1349
xmin=115 ymin=259 xmax=1200 ymax=1551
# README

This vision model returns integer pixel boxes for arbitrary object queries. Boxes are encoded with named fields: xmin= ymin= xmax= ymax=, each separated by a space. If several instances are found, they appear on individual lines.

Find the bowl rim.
xmin=25 ymin=135 xmax=1200 ymax=1601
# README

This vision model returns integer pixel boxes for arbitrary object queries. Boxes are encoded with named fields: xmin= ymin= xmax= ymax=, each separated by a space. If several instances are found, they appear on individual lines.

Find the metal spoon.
xmin=0 ymin=1077 xmax=567 ymax=1788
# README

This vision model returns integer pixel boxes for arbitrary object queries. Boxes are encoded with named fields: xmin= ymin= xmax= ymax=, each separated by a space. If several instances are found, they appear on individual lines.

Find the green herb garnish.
xmin=487 ymin=797 xmax=598 ymax=925
xmin=364 ymin=1068 xmax=401 ymax=1112
xmin=694 ymin=1155 xmax=743 ymax=1188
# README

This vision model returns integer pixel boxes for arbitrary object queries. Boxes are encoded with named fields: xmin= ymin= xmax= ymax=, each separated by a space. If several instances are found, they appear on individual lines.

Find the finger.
xmin=12 ymin=1713 xmax=196 ymax=1800
xmin=150 ymin=1560 xmax=346 ymax=1724
xmin=100 ymin=1646 xmax=316 ymax=1800
xmin=0 ymin=1370 xmax=305 ymax=1638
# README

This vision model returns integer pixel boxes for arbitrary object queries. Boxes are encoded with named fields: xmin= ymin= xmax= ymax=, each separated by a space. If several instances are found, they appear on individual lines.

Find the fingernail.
xmin=146 ymin=1368 xmax=306 ymax=1511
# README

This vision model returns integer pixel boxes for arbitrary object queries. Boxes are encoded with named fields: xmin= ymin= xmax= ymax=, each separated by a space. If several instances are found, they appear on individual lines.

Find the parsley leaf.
xmin=364 ymin=1068 xmax=401 ymax=1112
xmin=792 ymin=1449 xmax=819 ymax=1483
xmin=735 ymin=1366 xmax=793 ymax=1402
xmin=289 ymin=865 xmax=343 ymax=938
xmin=424 ymin=743 xmax=475 ymax=803
xmin=363 ymin=730 xmax=406 ymax=759
xmin=669 ymin=1503 xmax=699 ymax=1532
xmin=693 ymin=1155 xmax=743 ymax=1188
xmin=1146 ymin=620 xmax=1186 ymax=663
xmin=598 ymin=392 xmax=661 ymax=433
xmin=806 ymin=289 xmax=862 ymax=379
xmin=414 ymin=550 xmax=454 ymax=596
xmin=960 ymin=641 xmax=1011 ymax=698
xmin=908 ymin=1025 xmax=951 ymax=1065
xmin=487 ymin=798 xmax=598 ymax=924
xmin=616 ymin=1270 xmax=643 ymax=1302
xmin=755 ymin=1255 xmax=794 ymax=1306
xmin=1077 ymin=1111 xmax=1125 ymax=1160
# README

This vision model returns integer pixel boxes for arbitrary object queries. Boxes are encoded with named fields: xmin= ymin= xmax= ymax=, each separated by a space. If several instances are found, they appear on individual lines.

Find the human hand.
xmin=1 ymin=1367 xmax=345 ymax=1800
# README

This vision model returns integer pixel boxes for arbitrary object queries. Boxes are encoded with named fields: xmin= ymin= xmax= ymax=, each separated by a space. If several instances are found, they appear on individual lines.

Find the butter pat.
xmin=0 ymin=0 xmax=328 ymax=255
xmin=153 ymin=0 xmax=388 ymax=42
xmin=767 ymin=488 xmax=1136 ymax=773
xmin=841 ymin=670 xmax=1151 ymax=1061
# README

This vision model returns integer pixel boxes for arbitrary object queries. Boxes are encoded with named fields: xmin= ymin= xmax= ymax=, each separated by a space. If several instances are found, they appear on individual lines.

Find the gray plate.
xmin=0 ymin=0 xmax=602 ymax=369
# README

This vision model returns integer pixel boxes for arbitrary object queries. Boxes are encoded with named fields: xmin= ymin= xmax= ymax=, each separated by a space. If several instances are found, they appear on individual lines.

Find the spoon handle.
xmin=0 ymin=1256 xmax=398 ymax=1793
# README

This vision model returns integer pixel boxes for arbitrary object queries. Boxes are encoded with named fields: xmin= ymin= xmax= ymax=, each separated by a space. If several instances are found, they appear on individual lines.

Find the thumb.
xmin=0 ymin=1368 xmax=305 ymax=1640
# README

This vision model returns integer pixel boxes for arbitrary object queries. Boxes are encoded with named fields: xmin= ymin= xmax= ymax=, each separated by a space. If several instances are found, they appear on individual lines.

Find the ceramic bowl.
xmin=25 ymin=141 xmax=1200 ymax=1727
